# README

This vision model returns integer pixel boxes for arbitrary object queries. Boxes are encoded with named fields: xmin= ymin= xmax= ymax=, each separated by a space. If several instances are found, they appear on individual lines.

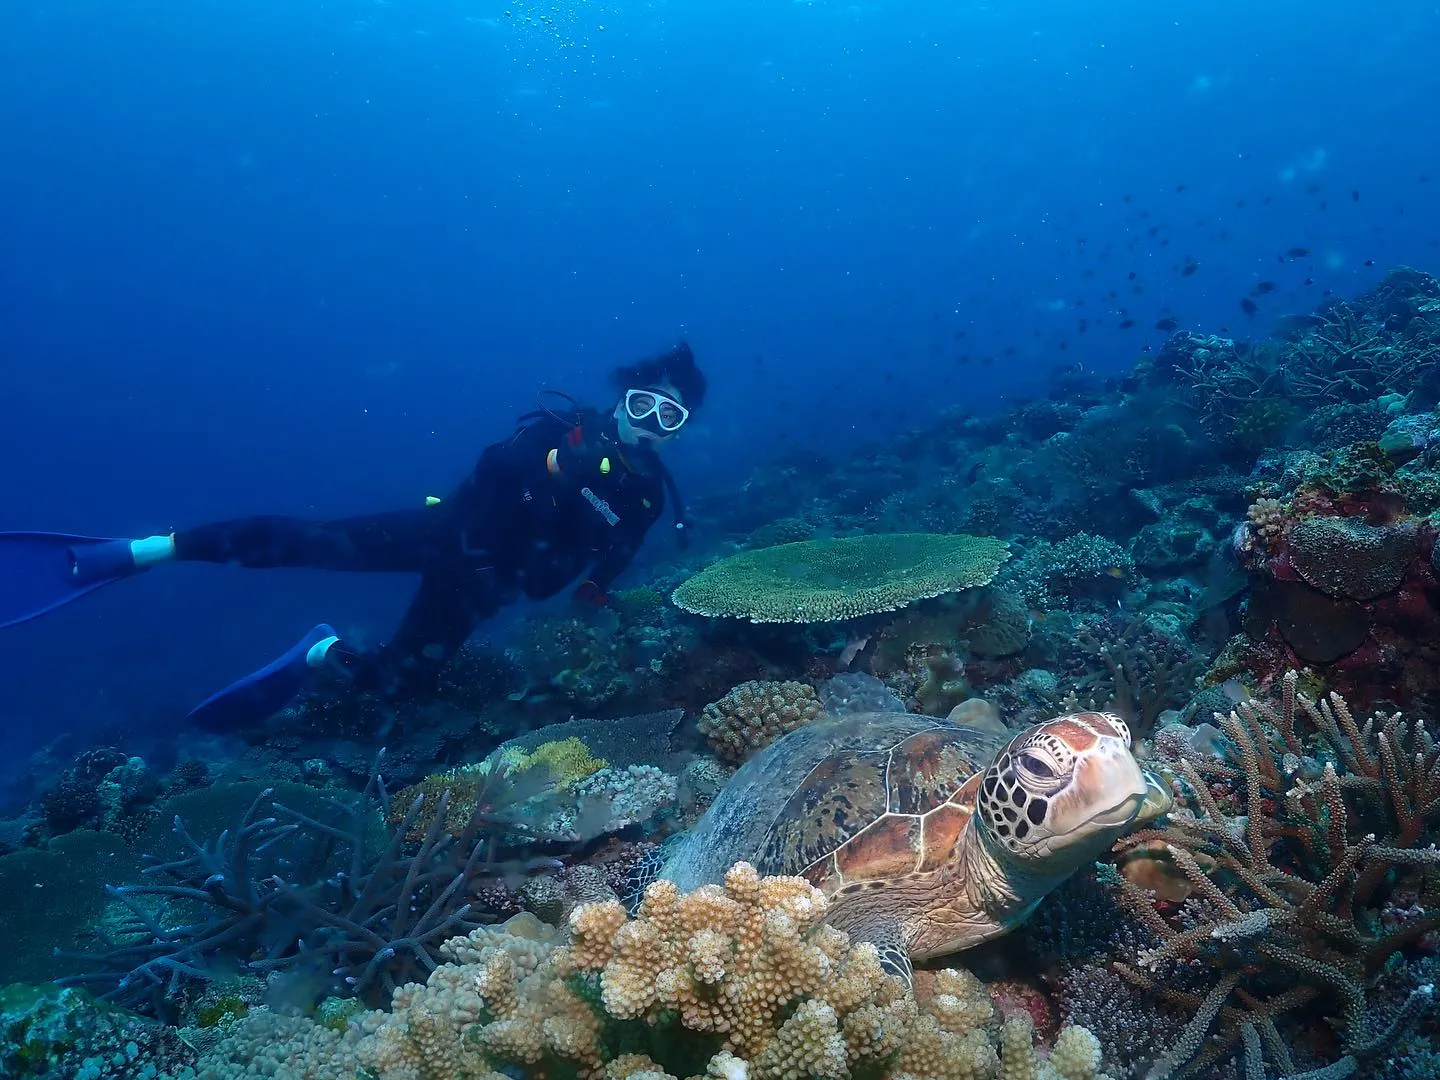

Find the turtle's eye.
xmin=1016 ymin=751 xmax=1063 ymax=786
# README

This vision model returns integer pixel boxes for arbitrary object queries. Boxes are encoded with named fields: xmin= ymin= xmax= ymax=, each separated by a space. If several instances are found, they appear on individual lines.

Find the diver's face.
xmin=616 ymin=383 xmax=688 ymax=446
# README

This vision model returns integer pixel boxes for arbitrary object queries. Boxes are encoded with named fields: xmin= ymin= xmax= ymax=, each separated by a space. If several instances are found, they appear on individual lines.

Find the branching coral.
xmin=182 ymin=864 xmax=1117 ymax=1080
xmin=57 ymin=757 xmax=556 ymax=1013
xmin=1157 ymin=271 xmax=1440 ymax=443
xmin=1073 ymin=617 xmax=1205 ymax=740
xmin=1107 ymin=671 xmax=1440 ymax=1078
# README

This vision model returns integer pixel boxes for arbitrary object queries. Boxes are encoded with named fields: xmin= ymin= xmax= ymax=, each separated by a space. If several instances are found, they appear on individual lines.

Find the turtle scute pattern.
xmin=758 ymin=721 xmax=993 ymax=889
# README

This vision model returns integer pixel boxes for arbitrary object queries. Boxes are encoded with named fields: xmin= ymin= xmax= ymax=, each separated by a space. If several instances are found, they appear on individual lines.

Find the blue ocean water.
xmin=0 ymin=0 xmax=1436 ymax=760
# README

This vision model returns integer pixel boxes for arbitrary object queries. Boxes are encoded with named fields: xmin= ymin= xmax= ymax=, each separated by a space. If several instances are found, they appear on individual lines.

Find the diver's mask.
xmin=620 ymin=387 xmax=689 ymax=442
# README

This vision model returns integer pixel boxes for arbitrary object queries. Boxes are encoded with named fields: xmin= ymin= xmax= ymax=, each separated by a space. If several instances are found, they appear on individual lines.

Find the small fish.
xmin=1351 ymin=189 xmax=1360 ymax=202
xmin=1364 ymin=259 xmax=1376 ymax=267
xmin=1303 ymin=277 xmax=1315 ymax=286
xmin=1286 ymin=247 xmax=1310 ymax=258
xmin=1119 ymin=318 xmax=1136 ymax=329
xmin=965 ymin=462 xmax=984 ymax=483
xmin=1155 ymin=317 xmax=1179 ymax=332
xmin=1182 ymin=259 xmax=1200 ymax=276
xmin=1252 ymin=281 xmax=1276 ymax=294
xmin=1240 ymin=297 xmax=1259 ymax=316
xmin=1219 ymin=678 xmax=1252 ymax=704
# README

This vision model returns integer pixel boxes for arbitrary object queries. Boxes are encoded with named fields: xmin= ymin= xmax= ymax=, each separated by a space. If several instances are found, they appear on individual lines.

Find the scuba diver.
xmin=0 ymin=343 xmax=705 ymax=731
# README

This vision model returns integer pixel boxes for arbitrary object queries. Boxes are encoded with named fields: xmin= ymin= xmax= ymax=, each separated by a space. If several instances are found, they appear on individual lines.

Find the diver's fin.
xmin=186 ymin=624 xmax=340 ymax=732
xmin=0 ymin=532 xmax=147 ymax=630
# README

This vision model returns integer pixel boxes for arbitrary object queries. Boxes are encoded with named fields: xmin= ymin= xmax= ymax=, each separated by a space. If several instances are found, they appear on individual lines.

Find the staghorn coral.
xmin=57 ymin=764 xmax=556 ymax=1013
xmin=1107 ymin=671 xmax=1440 ymax=1078
xmin=672 ymin=533 xmax=1010 ymax=623
xmin=698 ymin=680 xmax=825 ymax=766
xmin=1073 ymin=617 xmax=1205 ymax=740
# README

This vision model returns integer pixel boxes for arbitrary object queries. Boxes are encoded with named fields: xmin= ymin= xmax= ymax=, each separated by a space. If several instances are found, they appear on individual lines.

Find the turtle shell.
xmin=661 ymin=711 xmax=1003 ymax=894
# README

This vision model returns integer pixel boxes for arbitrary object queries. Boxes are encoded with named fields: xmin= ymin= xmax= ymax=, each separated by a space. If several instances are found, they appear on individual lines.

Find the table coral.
xmin=672 ymin=533 xmax=1010 ymax=623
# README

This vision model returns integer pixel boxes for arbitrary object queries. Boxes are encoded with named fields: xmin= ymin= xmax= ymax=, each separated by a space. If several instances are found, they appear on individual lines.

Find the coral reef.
xmin=166 ymin=865 xmax=1117 ymax=1080
xmin=13 ymin=268 xmax=1440 ymax=1080
xmin=672 ymin=533 xmax=1011 ymax=623
xmin=1107 ymin=672 xmax=1440 ymax=1077
xmin=57 ymin=765 xmax=555 ymax=1013
xmin=698 ymin=680 xmax=825 ymax=765
xmin=0 ymin=984 xmax=194 ymax=1078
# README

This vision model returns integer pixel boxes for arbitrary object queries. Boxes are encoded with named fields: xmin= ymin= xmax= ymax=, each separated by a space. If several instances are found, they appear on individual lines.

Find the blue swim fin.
xmin=0 ymin=532 xmax=147 ymax=630
xmin=186 ymin=623 xmax=340 ymax=732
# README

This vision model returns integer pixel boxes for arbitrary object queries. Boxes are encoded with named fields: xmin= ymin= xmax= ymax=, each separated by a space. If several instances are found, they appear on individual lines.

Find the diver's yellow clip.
xmin=425 ymin=496 xmax=442 ymax=506
xmin=599 ymin=456 xmax=611 ymax=475
xmin=546 ymin=448 xmax=561 ymax=476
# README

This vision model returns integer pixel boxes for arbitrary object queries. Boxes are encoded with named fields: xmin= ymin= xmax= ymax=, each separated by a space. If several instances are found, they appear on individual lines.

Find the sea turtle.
xmin=657 ymin=709 xmax=1171 ymax=978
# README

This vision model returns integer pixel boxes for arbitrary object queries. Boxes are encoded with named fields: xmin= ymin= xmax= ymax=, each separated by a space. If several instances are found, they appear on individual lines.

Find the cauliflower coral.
xmin=179 ymin=864 xmax=1115 ymax=1080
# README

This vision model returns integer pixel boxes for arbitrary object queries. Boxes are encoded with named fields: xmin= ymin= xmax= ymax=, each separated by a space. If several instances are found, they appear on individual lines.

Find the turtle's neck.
xmin=962 ymin=820 xmax=1072 ymax=923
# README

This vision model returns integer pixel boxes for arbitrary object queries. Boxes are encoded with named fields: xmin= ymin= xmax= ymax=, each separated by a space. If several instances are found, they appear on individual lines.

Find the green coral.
xmin=0 ymin=830 xmax=142 ymax=984
xmin=315 ymin=995 xmax=367 ymax=1033
xmin=1234 ymin=396 xmax=1298 ymax=452
xmin=609 ymin=586 xmax=667 ymax=627
xmin=515 ymin=737 xmax=607 ymax=789
xmin=387 ymin=739 xmax=599 ymax=842
xmin=671 ymin=532 xmax=1010 ymax=623
xmin=195 ymin=995 xmax=249 ymax=1029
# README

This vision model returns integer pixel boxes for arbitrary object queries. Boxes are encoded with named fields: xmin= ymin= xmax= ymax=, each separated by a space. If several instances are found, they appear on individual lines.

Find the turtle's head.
xmin=976 ymin=711 xmax=1170 ymax=875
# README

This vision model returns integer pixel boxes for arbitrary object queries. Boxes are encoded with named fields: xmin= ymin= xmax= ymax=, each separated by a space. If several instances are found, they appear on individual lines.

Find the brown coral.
xmin=1112 ymin=671 xmax=1440 ymax=1078
xmin=698 ymin=681 xmax=824 ymax=766
xmin=564 ymin=863 xmax=887 ymax=1060
xmin=193 ymin=868 xmax=1116 ymax=1080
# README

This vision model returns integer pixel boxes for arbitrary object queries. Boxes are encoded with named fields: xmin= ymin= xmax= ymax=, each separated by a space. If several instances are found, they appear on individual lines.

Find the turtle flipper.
xmin=878 ymin=944 xmax=913 ymax=987
xmin=850 ymin=919 xmax=913 ymax=988
xmin=622 ymin=834 xmax=686 ymax=912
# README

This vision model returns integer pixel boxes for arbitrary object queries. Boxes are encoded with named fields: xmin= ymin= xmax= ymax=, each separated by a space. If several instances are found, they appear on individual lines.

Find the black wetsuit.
xmin=173 ymin=408 xmax=680 ymax=696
